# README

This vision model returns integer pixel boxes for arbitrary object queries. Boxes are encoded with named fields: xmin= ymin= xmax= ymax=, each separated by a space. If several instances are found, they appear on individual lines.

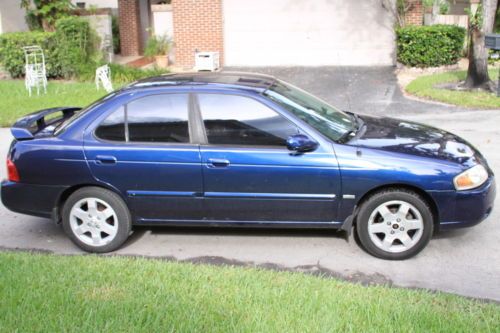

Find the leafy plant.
xmin=144 ymin=35 xmax=172 ymax=57
xmin=464 ymin=4 xmax=483 ymax=30
xmin=396 ymin=25 xmax=466 ymax=67
xmin=21 ymin=0 xmax=74 ymax=31
xmin=439 ymin=0 xmax=450 ymax=15
xmin=51 ymin=16 xmax=100 ymax=78
xmin=77 ymin=63 xmax=168 ymax=84
xmin=0 ymin=31 xmax=57 ymax=77
xmin=0 ymin=17 xmax=100 ymax=79
xmin=422 ymin=0 xmax=434 ymax=8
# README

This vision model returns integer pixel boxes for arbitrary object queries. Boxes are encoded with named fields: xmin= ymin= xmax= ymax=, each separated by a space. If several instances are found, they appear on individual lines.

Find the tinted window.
xmin=95 ymin=106 xmax=125 ymax=141
xmin=198 ymin=94 xmax=297 ymax=146
xmin=95 ymin=94 xmax=190 ymax=143
xmin=128 ymin=94 xmax=189 ymax=143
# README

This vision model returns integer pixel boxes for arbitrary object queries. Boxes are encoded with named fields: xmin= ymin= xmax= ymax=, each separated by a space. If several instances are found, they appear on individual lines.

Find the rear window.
xmin=95 ymin=94 xmax=190 ymax=143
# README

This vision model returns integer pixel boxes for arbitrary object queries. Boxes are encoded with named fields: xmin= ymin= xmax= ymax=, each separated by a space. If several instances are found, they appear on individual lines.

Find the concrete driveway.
xmin=1 ymin=67 xmax=499 ymax=301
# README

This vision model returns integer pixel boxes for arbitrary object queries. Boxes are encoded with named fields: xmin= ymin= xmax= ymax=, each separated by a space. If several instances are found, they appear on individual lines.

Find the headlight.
xmin=453 ymin=165 xmax=488 ymax=191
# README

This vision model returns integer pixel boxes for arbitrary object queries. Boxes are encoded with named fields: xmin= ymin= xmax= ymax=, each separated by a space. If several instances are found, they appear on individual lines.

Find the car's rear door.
xmin=83 ymin=92 xmax=203 ymax=223
xmin=195 ymin=92 xmax=341 ymax=224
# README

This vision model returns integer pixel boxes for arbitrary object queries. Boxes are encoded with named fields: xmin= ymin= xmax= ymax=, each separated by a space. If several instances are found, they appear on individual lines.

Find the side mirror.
xmin=286 ymin=134 xmax=318 ymax=153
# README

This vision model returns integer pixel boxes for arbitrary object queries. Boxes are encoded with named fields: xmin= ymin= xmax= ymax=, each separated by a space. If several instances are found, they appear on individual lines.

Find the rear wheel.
xmin=62 ymin=187 xmax=131 ymax=253
xmin=356 ymin=189 xmax=433 ymax=260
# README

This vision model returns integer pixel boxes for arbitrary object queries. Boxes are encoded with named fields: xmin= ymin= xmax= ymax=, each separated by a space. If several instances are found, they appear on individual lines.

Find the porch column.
xmin=118 ymin=0 xmax=142 ymax=56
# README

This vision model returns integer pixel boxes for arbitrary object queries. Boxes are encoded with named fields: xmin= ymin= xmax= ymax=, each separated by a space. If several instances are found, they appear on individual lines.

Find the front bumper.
xmin=429 ymin=176 xmax=496 ymax=230
xmin=1 ymin=180 xmax=68 ymax=219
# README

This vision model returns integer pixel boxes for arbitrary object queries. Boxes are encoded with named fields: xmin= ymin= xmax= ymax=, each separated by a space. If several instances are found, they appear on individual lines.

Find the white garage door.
xmin=223 ymin=0 xmax=396 ymax=66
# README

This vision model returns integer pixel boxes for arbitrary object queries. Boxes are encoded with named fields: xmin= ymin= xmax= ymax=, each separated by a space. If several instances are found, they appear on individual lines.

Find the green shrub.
xmin=77 ymin=63 xmax=169 ymax=84
xmin=52 ymin=16 xmax=100 ymax=78
xmin=144 ymin=35 xmax=171 ymax=57
xmin=396 ymin=25 xmax=466 ymax=67
xmin=0 ymin=31 xmax=58 ymax=77
xmin=0 ymin=17 xmax=99 ymax=79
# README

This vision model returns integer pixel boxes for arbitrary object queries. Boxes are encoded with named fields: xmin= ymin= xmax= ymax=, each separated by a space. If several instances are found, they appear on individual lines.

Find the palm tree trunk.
xmin=463 ymin=0 xmax=498 ymax=91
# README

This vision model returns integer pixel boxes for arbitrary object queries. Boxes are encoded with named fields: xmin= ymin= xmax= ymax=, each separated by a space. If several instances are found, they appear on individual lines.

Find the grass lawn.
xmin=1 ymin=252 xmax=499 ymax=332
xmin=0 ymin=80 xmax=108 ymax=127
xmin=406 ymin=69 xmax=500 ymax=109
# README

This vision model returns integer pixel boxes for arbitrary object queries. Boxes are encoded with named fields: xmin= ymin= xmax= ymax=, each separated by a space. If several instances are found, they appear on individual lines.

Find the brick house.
xmin=118 ymin=0 xmax=399 ymax=68
xmin=2 ymin=0 xmax=483 ymax=68
xmin=405 ymin=0 xmax=480 ymax=27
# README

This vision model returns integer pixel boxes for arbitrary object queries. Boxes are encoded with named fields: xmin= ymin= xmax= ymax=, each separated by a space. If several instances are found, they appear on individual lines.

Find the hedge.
xmin=0 ymin=17 xmax=99 ymax=79
xmin=0 ymin=31 xmax=57 ymax=78
xmin=396 ymin=25 xmax=466 ymax=67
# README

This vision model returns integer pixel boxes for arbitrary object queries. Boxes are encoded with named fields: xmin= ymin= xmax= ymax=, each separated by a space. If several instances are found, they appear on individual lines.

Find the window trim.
xmin=193 ymin=92 xmax=302 ymax=149
xmin=93 ymin=92 xmax=196 ymax=146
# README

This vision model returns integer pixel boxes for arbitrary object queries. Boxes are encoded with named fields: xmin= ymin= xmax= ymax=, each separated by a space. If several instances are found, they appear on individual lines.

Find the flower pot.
xmin=155 ymin=55 xmax=169 ymax=68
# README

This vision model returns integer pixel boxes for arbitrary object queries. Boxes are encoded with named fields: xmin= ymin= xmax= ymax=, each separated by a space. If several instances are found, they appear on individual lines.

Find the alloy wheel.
xmin=367 ymin=200 xmax=424 ymax=253
xmin=69 ymin=197 xmax=118 ymax=247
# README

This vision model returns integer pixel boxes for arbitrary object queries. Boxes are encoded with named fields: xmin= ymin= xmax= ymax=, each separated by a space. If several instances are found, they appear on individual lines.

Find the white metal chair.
xmin=23 ymin=46 xmax=47 ymax=96
xmin=95 ymin=64 xmax=113 ymax=93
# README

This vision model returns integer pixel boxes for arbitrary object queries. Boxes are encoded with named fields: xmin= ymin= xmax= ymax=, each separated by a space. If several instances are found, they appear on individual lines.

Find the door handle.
xmin=207 ymin=158 xmax=230 ymax=168
xmin=95 ymin=155 xmax=117 ymax=165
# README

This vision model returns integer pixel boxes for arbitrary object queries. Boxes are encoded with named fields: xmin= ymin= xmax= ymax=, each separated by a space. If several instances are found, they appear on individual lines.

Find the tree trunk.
xmin=463 ymin=0 xmax=498 ymax=91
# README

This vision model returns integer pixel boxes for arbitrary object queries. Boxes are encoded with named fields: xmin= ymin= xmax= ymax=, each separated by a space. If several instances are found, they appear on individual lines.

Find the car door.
xmin=84 ymin=93 xmax=203 ymax=222
xmin=196 ymin=92 xmax=341 ymax=223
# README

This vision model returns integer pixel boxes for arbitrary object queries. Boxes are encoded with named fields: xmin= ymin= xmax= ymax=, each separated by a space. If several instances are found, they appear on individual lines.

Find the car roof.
xmin=123 ymin=72 xmax=277 ymax=92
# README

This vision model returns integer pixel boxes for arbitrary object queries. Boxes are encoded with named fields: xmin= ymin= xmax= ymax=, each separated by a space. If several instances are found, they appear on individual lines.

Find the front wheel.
xmin=356 ymin=189 xmax=433 ymax=260
xmin=62 ymin=187 xmax=131 ymax=253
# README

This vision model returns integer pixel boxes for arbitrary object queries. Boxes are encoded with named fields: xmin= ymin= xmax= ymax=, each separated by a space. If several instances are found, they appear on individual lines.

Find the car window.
xmin=95 ymin=94 xmax=190 ymax=143
xmin=128 ymin=94 xmax=189 ymax=143
xmin=95 ymin=105 xmax=125 ymax=141
xmin=197 ymin=94 xmax=298 ymax=146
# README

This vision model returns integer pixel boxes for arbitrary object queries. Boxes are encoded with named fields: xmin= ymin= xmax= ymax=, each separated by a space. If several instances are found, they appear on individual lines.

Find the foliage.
xmin=0 ymin=17 xmax=100 ymax=79
xmin=1 ymin=252 xmax=500 ymax=332
xmin=111 ymin=15 xmax=120 ymax=54
xmin=465 ymin=4 xmax=483 ymax=30
xmin=406 ymin=69 xmax=500 ymax=109
xmin=396 ymin=25 xmax=466 ymax=67
xmin=77 ymin=63 xmax=169 ymax=84
xmin=144 ymin=34 xmax=172 ymax=57
xmin=422 ymin=0 xmax=434 ymax=8
xmin=439 ymin=0 xmax=450 ymax=15
xmin=51 ymin=16 xmax=100 ymax=78
xmin=21 ymin=0 xmax=74 ymax=31
xmin=0 ymin=31 xmax=57 ymax=77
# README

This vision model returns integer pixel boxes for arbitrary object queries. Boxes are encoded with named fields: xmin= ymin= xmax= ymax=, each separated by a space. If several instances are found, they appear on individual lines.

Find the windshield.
xmin=264 ymin=80 xmax=354 ymax=141
xmin=54 ymin=91 xmax=118 ymax=135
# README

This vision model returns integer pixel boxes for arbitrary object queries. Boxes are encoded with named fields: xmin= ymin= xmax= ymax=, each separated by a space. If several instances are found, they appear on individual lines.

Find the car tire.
xmin=62 ymin=186 xmax=131 ymax=253
xmin=355 ymin=189 xmax=433 ymax=260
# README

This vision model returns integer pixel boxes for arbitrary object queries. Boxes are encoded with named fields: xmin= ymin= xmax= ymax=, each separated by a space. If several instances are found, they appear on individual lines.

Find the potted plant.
xmin=144 ymin=34 xmax=172 ymax=68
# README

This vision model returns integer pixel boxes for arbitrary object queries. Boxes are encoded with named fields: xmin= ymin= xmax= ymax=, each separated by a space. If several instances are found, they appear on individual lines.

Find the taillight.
xmin=7 ymin=159 xmax=20 ymax=182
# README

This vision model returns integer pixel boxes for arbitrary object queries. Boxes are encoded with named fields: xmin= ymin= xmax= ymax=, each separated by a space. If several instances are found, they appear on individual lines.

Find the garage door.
xmin=223 ymin=0 xmax=396 ymax=66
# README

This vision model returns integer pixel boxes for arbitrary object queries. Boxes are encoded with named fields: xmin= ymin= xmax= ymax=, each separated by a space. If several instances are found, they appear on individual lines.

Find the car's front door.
xmin=84 ymin=93 xmax=203 ymax=222
xmin=196 ymin=93 xmax=341 ymax=223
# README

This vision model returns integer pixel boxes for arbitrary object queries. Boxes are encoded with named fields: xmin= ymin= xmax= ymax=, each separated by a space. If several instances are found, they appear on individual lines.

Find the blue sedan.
xmin=1 ymin=73 xmax=495 ymax=259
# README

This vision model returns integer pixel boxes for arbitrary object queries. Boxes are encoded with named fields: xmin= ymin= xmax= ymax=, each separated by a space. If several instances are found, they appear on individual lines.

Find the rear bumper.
xmin=1 ymin=180 xmax=67 ymax=219
xmin=430 ymin=177 xmax=496 ymax=230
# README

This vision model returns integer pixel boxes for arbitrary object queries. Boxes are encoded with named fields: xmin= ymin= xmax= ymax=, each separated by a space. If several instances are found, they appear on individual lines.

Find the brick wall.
xmin=118 ymin=0 xmax=141 ymax=56
xmin=405 ymin=0 xmax=424 ymax=26
xmin=172 ymin=0 xmax=224 ymax=68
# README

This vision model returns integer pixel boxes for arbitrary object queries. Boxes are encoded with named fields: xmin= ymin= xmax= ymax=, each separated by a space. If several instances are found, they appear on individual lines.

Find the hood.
xmin=347 ymin=115 xmax=484 ymax=166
